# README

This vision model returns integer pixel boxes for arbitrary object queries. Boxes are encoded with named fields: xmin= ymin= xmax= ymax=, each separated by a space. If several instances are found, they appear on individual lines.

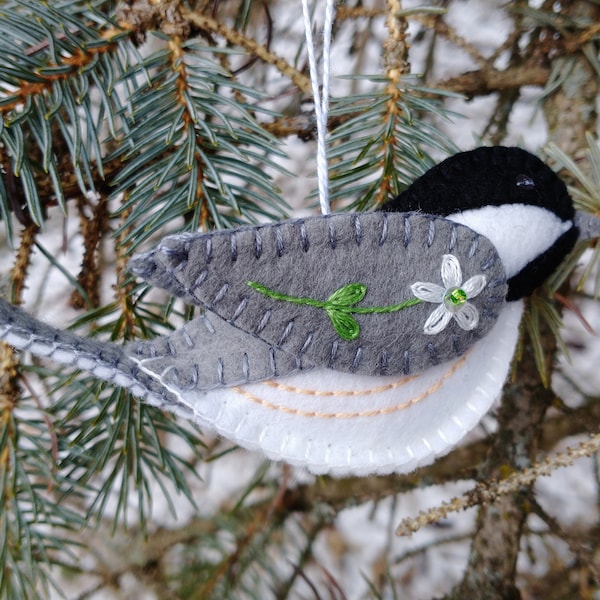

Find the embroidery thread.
xmin=247 ymin=281 xmax=421 ymax=341
xmin=410 ymin=254 xmax=487 ymax=334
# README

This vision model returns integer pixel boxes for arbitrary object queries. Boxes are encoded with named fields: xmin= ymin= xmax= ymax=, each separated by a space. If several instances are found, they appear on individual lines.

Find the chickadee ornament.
xmin=1 ymin=146 xmax=599 ymax=476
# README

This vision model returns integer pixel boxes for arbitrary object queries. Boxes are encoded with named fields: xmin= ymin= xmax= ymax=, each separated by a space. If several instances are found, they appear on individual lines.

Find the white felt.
xmin=166 ymin=301 xmax=525 ymax=476
xmin=446 ymin=205 xmax=573 ymax=279
xmin=0 ymin=309 xmax=198 ymax=422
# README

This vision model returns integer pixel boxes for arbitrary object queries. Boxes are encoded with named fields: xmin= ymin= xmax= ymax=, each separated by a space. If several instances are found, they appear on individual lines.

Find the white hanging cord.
xmin=301 ymin=0 xmax=335 ymax=216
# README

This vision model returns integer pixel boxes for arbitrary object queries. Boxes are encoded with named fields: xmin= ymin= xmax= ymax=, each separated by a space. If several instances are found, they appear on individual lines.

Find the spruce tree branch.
xmin=15 ymin=155 xmax=117 ymax=213
xmin=0 ymin=340 xmax=18 ymax=447
xmin=383 ymin=0 xmax=410 ymax=76
xmin=0 ymin=245 xmax=28 ymax=469
xmin=336 ymin=6 xmax=384 ymax=20
xmin=116 ymin=0 xmax=191 ymax=41
xmin=338 ymin=4 xmax=600 ymax=69
xmin=376 ymin=0 xmax=411 ymax=205
xmin=417 ymin=13 xmax=489 ymax=69
xmin=527 ymin=494 xmax=600 ymax=584
xmin=450 ymin=5 xmax=600 ymax=594
xmin=1 ymin=223 xmax=38 ymax=432
xmin=0 ymin=222 xmax=48 ymax=597
xmin=166 ymin=34 xmax=210 ymax=228
xmin=337 ymin=7 xmax=489 ymax=68
xmin=113 ymin=202 xmax=138 ymax=341
xmin=59 ymin=505 xmax=324 ymax=599
xmin=396 ymin=434 xmax=600 ymax=537
xmin=436 ymin=63 xmax=550 ymax=97
xmin=449 ymin=296 xmax=556 ymax=598
xmin=9 ymin=222 xmax=39 ymax=304
xmin=0 ymin=27 xmax=129 ymax=116
xmin=70 ymin=193 xmax=109 ymax=310
xmin=181 ymin=8 xmax=312 ymax=95
xmin=54 ymin=516 xmax=221 ymax=597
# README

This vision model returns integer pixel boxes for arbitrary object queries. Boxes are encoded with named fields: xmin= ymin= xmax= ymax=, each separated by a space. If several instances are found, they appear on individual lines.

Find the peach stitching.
xmin=259 ymin=373 xmax=420 ymax=397
xmin=231 ymin=355 xmax=467 ymax=419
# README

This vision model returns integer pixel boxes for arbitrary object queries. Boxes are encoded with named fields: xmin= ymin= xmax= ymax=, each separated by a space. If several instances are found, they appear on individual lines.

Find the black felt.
xmin=506 ymin=226 xmax=579 ymax=300
xmin=383 ymin=146 xmax=577 ymax=299
xmin=129 ymin=212 xmax=508 ymax=380
xmin=383 ymin=146 xmax=575 ymax=221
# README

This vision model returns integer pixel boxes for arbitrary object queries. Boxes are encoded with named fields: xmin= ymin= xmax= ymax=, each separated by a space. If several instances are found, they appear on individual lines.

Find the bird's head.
xmin=384 ymin=146 xmax=583 ymax=300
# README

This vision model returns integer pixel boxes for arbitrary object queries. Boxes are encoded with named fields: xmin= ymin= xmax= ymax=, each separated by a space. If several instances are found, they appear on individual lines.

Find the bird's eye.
xmin=516 ymin=174 xmax=535 ymax=190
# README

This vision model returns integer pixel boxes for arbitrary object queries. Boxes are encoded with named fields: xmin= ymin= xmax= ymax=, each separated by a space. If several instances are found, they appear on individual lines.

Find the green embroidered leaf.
xmin=327 ymin=283 xmax=367 ymax=307
xmin=327 ymin=308 xmax=360 ymax=341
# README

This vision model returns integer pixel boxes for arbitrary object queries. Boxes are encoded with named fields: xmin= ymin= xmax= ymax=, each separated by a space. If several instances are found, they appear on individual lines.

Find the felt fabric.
xmin=384 ymin=146 xmax=578 ymax=299
xmin=129 ymin=212 xmax=508 ymax=381
xmin=446 ymin=205 xmax=573 ymax=279
xmin=0 ymin=297 xmax=193 ymax=418
xmin=506 ymin=227 xmax=579 ymax=301
xmin=173 ymin=300 xmax=525 ymax=476
xmin=0 ymin=146 xmax=593 ymax=476
xmin=575 ymin=210 xmax=600 ymax=241
xmin=384 ymin=146 xmax=575 ymax=221
xmin=446 ymin=204 xmax=578 ymax=300
xmin=126 ymin=311 xmax=301 ymax=390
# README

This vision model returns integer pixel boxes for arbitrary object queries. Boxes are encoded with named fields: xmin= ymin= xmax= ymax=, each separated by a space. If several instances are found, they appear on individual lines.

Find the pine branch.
xmin=111 ymin=35 xmax=289 ymax=244
xmin=181 ymin=9 xmax=312 ymax=95
xmin=0 ymin=1 xmax=135 ymax=237
xmin=396 ymin=434 xmax=600 ymax=536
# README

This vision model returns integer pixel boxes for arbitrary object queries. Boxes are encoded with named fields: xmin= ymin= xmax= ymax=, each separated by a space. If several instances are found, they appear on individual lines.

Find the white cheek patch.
xmin=446 ymin=205 xmax=573 ymax=279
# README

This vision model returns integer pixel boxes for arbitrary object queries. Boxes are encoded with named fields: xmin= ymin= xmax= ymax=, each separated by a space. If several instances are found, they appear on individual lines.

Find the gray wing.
xmin=125 ymin=311 xmax=300 ymax=390
xmin=128 ymin=212 xmax=508 ymax=380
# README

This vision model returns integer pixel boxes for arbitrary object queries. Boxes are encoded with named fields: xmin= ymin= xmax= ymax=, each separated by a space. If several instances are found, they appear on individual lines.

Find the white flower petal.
xmin=423 ymin=304 xmax=452 ymax=335
xmin=453 ymin=302 xmax=479 ymax=331
xmin=410 ymin=282 xmax=445 ymax=303
xmin=441 ymin=254 xmax=462 ymax=289
xmin=462 ymin=274 xmax=487 ymax=299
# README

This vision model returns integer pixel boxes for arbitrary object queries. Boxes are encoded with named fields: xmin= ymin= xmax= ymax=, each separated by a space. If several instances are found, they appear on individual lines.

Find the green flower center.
xmin=444 ymin=287 xmax=467 ymax=312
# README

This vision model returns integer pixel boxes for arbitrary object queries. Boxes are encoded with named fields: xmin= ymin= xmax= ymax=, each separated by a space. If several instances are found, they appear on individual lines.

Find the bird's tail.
xmin=0 ymin=298 xmax=187 ymax=415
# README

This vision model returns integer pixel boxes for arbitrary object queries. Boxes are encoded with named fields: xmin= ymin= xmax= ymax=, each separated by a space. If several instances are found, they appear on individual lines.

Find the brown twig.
xmin=396 ymin=434 xmax=600 ymax=536
xmin=181 ymin=8 xmax=312 ymax=95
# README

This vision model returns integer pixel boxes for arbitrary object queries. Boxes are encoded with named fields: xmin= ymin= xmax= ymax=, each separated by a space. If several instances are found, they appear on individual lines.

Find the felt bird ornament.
xmin=1 ymin=146 xmax=599 ymax=476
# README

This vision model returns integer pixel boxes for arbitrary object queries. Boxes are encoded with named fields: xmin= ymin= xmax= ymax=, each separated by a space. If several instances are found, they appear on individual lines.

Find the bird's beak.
xmin=575 ymin=210 xmax=600 ymax=241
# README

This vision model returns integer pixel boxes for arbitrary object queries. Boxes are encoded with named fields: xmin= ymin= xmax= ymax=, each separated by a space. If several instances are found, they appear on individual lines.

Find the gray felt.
xmin=0 ymin=297 xmax=190 ymax=415
xmin=129 ymin=212 xmax=508 ymax=380
xmin=574 ymin=210 xmax=600 ymax=241
xmin=125 ymin=311 xmax=302 ymax=389
xmin=0 ymin=213 xmax=510 ymax=396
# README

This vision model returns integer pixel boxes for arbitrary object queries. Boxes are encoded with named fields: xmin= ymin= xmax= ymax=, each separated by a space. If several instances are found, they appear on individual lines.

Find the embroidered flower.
xmin=410 ymin=254 xmax=487 ymax=335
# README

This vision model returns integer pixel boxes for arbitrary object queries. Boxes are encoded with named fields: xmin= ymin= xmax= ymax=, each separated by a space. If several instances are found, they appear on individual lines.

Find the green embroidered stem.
xmin=247 ymin=281 xmax=332 ymax=309
xmin=247 ymin=281 xmax=422 ymax=341
xmin=350 ymin=298 xmax=422 ymax=314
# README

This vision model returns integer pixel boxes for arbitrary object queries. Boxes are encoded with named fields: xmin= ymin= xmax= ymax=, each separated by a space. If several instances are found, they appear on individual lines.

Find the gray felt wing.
xmin=129 ymin=212 xmax=508 ymax=377
xmin=125 ymin=311 xmax=300 ymax=390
